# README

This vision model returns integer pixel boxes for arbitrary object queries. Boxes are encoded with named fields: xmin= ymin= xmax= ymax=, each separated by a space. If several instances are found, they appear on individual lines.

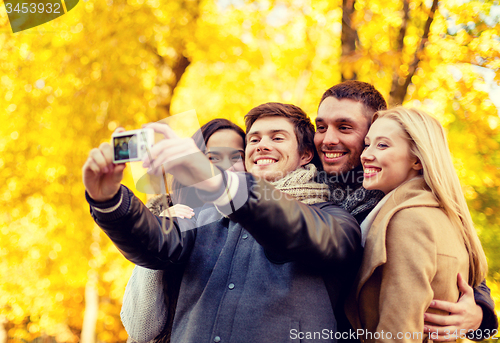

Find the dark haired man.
xmin=314 ymin=81 xmax=387 ymax=224
xmin=314 ymin=80 xmax=497 ymax=340
xmin=83 ymin=102 xmax=362 ymax=343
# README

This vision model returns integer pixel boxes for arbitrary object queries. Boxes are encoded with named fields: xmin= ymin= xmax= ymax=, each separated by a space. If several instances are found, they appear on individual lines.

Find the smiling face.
xmin=245 ymin=116 xmax=313 ymax=182
xmin=205 ymin=129 xmax=245 ymax=172
xmin=314 ymin=97 xmax=371 ymax=175
xmin=361 ymin=117 xmax=422 ymax=194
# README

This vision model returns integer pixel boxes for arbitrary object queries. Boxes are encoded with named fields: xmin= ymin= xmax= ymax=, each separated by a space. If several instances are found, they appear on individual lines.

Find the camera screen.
xmin=113 ymin=134 xmax=139 ymax=161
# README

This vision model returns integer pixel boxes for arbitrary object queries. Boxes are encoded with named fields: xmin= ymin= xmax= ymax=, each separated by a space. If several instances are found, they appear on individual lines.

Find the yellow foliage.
xmin=1 ymin=0 xmax=499 ymax=341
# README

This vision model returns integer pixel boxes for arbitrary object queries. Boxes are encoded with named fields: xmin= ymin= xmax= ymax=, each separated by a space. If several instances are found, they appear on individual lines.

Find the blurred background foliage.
xmin=0 ymin=0 xmax=499 ymax=341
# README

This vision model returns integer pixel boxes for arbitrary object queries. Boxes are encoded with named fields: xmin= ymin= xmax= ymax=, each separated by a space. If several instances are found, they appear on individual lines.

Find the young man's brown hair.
xmin=244 ymin=102 xmax=315 ymax=155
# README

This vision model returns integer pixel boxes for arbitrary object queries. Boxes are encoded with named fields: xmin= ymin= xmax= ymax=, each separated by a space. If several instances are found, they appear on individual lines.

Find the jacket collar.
xmin=355 ymin=177 xmax=440 ymax=300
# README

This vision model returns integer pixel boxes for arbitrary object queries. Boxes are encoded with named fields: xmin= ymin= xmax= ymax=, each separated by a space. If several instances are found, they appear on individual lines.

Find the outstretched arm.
xmin=82 ymin=126 xmax=197 ymax=268
xmin=213 ymin=172 xmax=362 ymax=267
xmin=87 ymin=185 xmax=196 ymax=269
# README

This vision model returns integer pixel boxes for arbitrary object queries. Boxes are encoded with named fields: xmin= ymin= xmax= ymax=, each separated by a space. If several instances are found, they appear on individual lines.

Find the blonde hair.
xmin=373 ymin=107 xmax=487 ymax=287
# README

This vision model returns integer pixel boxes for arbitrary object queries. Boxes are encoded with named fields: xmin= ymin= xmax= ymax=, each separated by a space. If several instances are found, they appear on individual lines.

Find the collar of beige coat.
xmin=356 ymin=177 xmax=439 ymax=298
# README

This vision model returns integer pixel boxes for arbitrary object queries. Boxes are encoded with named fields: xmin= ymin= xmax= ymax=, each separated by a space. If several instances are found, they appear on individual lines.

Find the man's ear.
xmin=300 ymin=149 xmax=314 ymax=166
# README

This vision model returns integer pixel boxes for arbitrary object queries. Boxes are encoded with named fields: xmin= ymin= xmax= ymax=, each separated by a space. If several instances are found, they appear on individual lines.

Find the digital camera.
xmin=112 ymin=128 xmax=155 ymax=164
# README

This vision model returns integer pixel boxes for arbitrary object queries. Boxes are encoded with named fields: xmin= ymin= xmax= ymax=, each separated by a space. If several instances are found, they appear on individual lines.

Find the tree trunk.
xmin=0 ymin=316 xmax=6 ymax=343
xmin=80 ymin=227 xmax=101 ymax=343
xmin=341 ymin=0 xmax=359 ymax=81
xmin=152 ymin=0 xmax=200 ymax=120
xmin=389 ymin=0 xmax=439 ymax=106
xmin=165 ymin=53 xmax=191 ymax=116
xmin=80 ymin=272 xmax=99 ymax=343
xmin=144 ymin=43 xmax=192 ymax=121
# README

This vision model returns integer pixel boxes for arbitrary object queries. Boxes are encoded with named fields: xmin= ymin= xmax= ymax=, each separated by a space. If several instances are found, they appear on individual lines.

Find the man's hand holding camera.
xmin=82 ymin=123 xmax=223 ymax=203
xmin=82 ymin=128 xmax=127 ymax=202
xmin=141 ymin=123 xmax=223 ymax=193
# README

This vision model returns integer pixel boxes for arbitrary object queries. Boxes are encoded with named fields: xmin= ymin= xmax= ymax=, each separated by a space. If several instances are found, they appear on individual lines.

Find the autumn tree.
xmin=1 ymin=0 xmax=499 ymax=341
xmin=1 ymin=0 xmax=201 ymax=341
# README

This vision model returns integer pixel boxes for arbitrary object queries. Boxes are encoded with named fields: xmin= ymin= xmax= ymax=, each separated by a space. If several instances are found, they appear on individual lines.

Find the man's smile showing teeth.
xmin=324 ymin=152 xmax=345 ymax=159
xmin=256 ymin=158 xmax=277 ymax=165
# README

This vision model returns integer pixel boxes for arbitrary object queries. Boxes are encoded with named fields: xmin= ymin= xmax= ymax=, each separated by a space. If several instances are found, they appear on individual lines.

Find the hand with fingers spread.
xmin=83 ymin=128 xmax=127 ymax=202
xmin=423 ymin=273 xmax=483 ymax=341
xmin=142 ymin=123 xmax=223 ymax=193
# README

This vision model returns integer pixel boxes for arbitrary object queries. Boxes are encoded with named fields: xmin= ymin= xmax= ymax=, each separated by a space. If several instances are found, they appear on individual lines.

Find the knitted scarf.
xmin=146 ymin=163 xmax=329 ymax=214
xmin=270 ymin=163 xmax=330 ymax=205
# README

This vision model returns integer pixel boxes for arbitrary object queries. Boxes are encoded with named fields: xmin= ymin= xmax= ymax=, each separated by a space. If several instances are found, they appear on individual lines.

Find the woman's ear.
xmin=412 ymin=158 xmax=423 ymax=171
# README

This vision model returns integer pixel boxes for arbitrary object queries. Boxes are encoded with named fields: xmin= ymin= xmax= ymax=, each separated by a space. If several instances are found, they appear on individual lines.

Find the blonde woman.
xmin=346 ymin=107 xmax=488 ymax=342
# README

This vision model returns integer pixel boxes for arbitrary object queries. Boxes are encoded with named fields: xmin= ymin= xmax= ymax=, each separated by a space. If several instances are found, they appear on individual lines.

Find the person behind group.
xmin=82 ymin=102 xmax=362 ymax=343
xmin=149 ymin=118 xmax=246 ymax=219
xmin=121 ymin=118 xmax=246 ymax=343
xmin=314 ymin=81 xmax=497 ymax=339
xmin=345 ymin=107 xmax=488 ymax=342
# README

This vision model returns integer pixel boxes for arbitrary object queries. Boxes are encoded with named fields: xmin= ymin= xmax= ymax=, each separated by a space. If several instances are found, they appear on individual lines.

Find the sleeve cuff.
xmin=196 ymin=170 xmax=249 ymax=216
xmin=467 ymin=301 xmax=499 ymax=340
xmin=86 ymin=185 xmax=131 ymax=221
xmin=213 ymin=171 xmax=239 ymax=206
xmin=196 ymin=170 xmax=238 ymax=207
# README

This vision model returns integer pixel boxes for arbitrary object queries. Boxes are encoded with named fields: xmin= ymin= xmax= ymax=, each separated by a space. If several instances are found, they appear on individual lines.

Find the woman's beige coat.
xmin=346 ymin=178 xmax=469 ymax=343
